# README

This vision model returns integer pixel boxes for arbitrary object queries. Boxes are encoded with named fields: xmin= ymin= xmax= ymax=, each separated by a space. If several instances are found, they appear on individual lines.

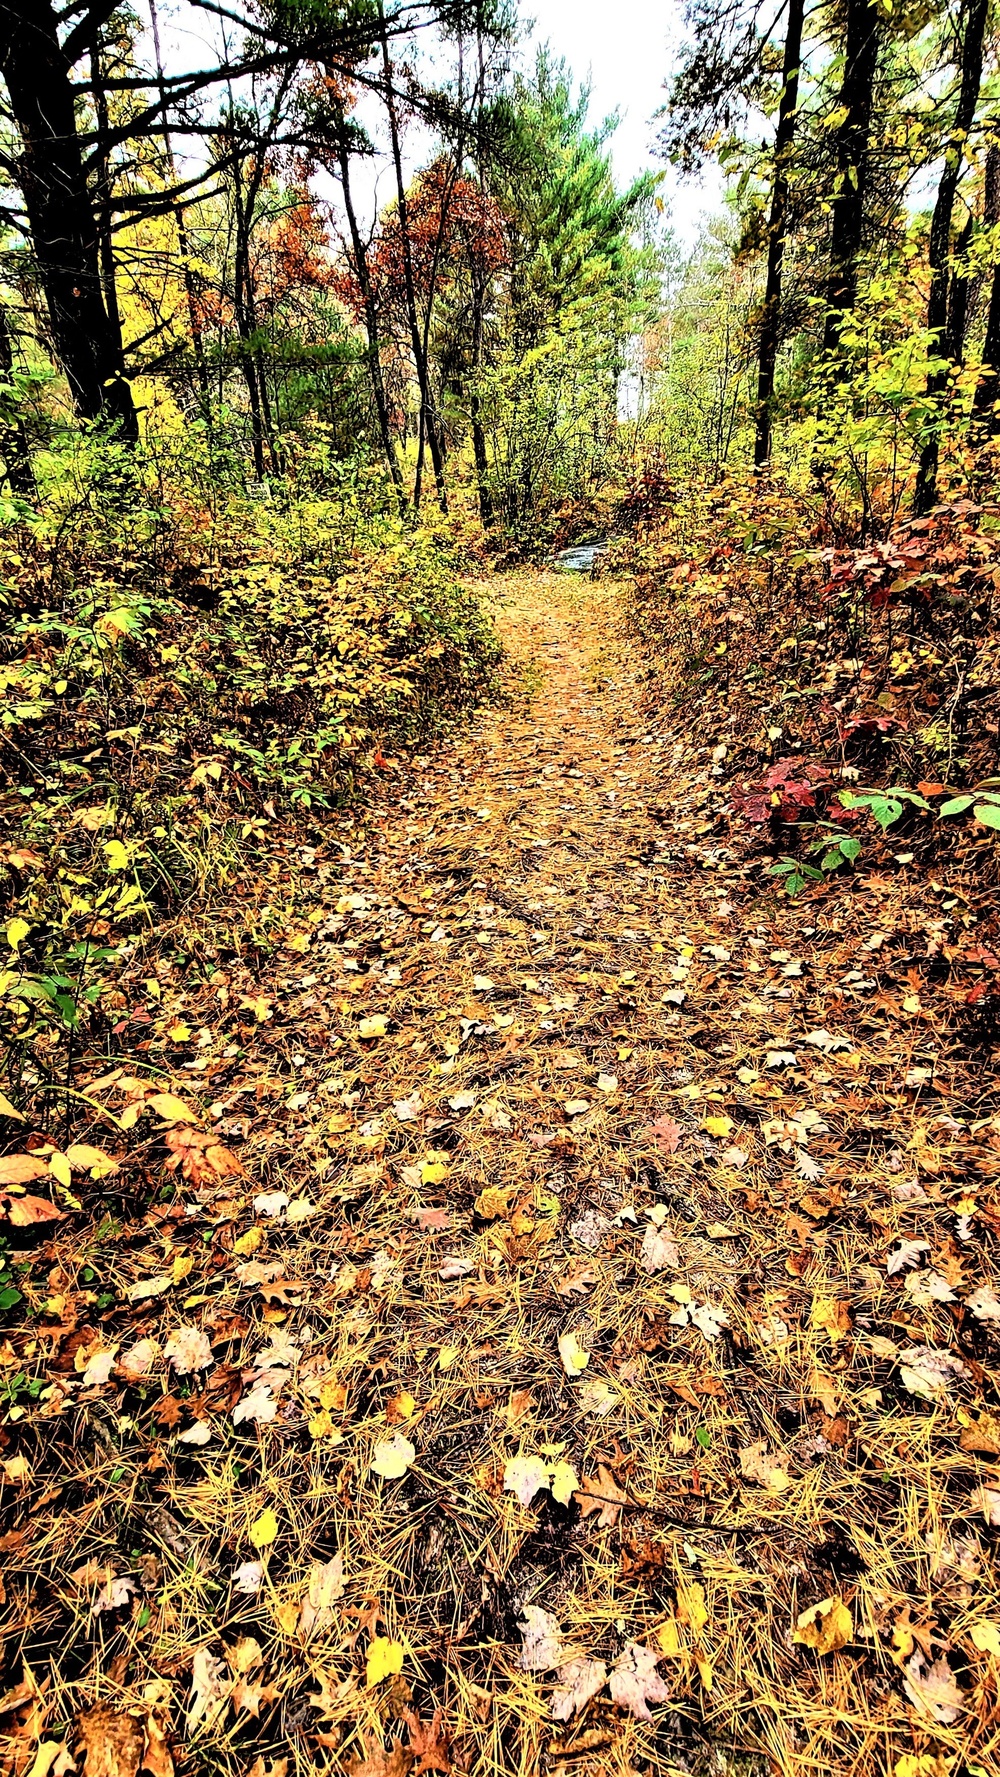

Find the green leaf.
xmin=839 ymin=838 xmax=861 ymax=861
xmin=939 ymin=795 xmax=974 ymax=816
xmin=974 ymin=803 xmax=1000 ymax=831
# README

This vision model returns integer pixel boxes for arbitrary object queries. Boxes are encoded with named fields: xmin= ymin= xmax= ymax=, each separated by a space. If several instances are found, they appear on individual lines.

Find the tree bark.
xmin=337 ymin=140 xmax=407 ymax=507
xmin=972 ymin=147 xmax=1000 ymax=437
xmin=822 ymin=0 xmax=880 ymax=355
xmin=753 ymin=0 xmax=805 ymax=469
xmin=0 ymin=0 xmax=138 ymax=439
xmin=378 ymin=7 xmax=448 ymax=511
xmin=913 ymin=0 xmax=989 ymax=512
xmin=0 ymin=306 xmax=36 ymax=499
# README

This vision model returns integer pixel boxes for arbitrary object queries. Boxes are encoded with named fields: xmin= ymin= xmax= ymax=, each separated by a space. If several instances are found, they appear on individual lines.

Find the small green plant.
xmin=768 ymin=827 xmax=862 ymax=895
xmin=939 ymin=781 xmax=1000 ymax=831
xmin=837 ymin=787 xmax=932 ymax=828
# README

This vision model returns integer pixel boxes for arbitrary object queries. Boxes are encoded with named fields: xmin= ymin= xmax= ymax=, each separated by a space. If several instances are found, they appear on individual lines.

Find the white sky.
xmin=524 ymin=0 xmax=723 ymax=246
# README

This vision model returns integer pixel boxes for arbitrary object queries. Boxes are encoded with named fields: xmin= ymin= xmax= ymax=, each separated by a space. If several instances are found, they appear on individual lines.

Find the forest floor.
xmin=5 ymin=570 xmax=1000 ymax=1777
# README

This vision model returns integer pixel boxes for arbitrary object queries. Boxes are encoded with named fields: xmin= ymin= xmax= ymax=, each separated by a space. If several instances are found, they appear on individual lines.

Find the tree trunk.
xmin=822 ymin=0 xmax=880 ymax=355
xmin=378 ymin=8 xmax=448 ymax=511
xmin=753 ymin=0 xmax=805 ymax=469
xmin=972 ymin=149 xmax=1000 ymax=437
xmin=338 ymin=142 xmax=407 ymax=507
xmin=913 ymin=0 xmax=989 ymax=512
xmin=0 ymin=0 xmax=138 ymax=439
xmin=149 ymin=0 xmax=211 ymax=415
xmin=0 ymin=306 xmax=36 ymax=499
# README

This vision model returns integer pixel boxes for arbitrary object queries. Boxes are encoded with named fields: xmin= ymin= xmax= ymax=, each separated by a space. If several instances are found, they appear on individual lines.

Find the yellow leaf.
xmin=676 ymin=1581 xmax=708 ymax=1639
xmin=308 ymin=1410 xmax=337 ymax=1440
xmin=366 ymin=1636 xmax=404 ymax=1686
xmin=287 ymin=933 xmax=310 ymax=952
xmin=370 ymin=1433 xmax=415 ymax=1479
xmin=0 ymin=1091 xmax=24 ymax=1120
xmin=793 ymin=1595 xmax=853 ymax=1654
xmin=390 ymin=1389 xmax=416 ymax=1420
xmin=970 ymin=1620 xmax=1000 ymax=1656
xmin=657 ymin=1617 xmax=683 ymax=1656
xmin=234 ymin=1227 xmax=262 ymax=1256
xmin=703 ymin=1115 xmax=733 ymax=1139
xmin=550 ymin=1460 xmax=578 ymax=1506
xmin=249 ymin=1508 xmax=279 ymax=1549
xmin=167 ymin=1021 xmax=191 ymax=1042
xmin=172 ymin=1255 xmax=194 ymax=1285
xmin=358 ymin=1014 xmax=388 ymax=1039
xmin=558 ymin=1331 xmax=590 ymax=1376
xmin=320 ymin=1379 xmax=348 ymax=1411
xmin=437 ymin=1344 xmax=459 ymax=1370
xmin=147 ymin=1091 xmax=201 ymax=1125
xmin=6 ymin=917 xmax=29 ymax=951
xmin=49 ymin=1152 xmax=72 ymax=1189
xmin=104 ymin=840 xmax=131 ymax=872
xmin=475 ymin=1184 xmax=513 ymax=1220
xmin=696 ymin=1655 xmax=713 ymax=1692
xmin=421 ymin=1158 xmax=448 ymax=1185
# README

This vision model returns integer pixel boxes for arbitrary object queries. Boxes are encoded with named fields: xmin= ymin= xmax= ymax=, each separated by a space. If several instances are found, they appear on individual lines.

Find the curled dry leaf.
xmin=164 ymin=1327 xmax=213 ymax=1375
xmin=298 ymin=1553 xmax=345 ymax=1639
xmin=74 ymin=1702 xmax=145 ymax=1777
xmin=187 ymin=1646 xmax=230 ymax=1736
xmin=903 ymin=1652 xmax=965 ymax=1723
xmin=519 ymin=1605 xmax=564 ymax=1672
xmin=898 ymin=1345 xmax=969 ymax=1400
xmin=886 ymin=1239 xmax=930 ymax=1276
xmin=608 ymin=1643 xmax=670 ymax=1721
xmin=550 ymin=1658 xmax=608 ymax=1722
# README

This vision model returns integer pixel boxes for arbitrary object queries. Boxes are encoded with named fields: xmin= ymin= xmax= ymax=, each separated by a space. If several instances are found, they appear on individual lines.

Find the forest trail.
xmin=12 ymin=571 xmax=993 ymax=1777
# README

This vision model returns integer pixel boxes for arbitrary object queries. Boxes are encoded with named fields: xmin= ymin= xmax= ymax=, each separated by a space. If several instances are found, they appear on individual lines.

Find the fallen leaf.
xmin=608 ymin=1642 xmax=670 ymax=1721
xmin=899 ymin=1345 xmax=969 ymax=1400
xmin=574 ymin=1464 xmax=628 ymax=1528
xmin=187 ymin=1646 xmax=230 ymax=1735
xmin=503 ymin=1454 xmax=550 ymax=1508
xmin=402 ymin=1706 xmax=451 ymax=1774
xmin=739 ymin=1441 xmax=791 ymax=1492
xmin=550 ymin=1657 xmax=608 ymax=1721
xmin=359 ymin=1015 xmax=388 ymax=1039
xmin=969 ymin=1620 xmax=1000 ymax=1657
xmin=640 ymin=1222 xmax=680 ymax=1272
xmin=371 ymin=1434 xmax=416 ymax=1480
xmin=793 ymin=1596 xmax=853 ymax=1655
xmin=558 ymin=1331 xmax=590 ymax=1375
xmin=903 ymin=1652 xmax=965 ymax=1723
xmin=366 ymin=1637 xmax=405 ymax=1686
xmin=887 ymin=1239 xmax=930 ymax=1276
xmin=164 ymin=1327 xmax=213 ymax=1375
xmin=0 ymin=1153 xmax=50 ymax=1184
xmin=248 ymin=1508 xmax=279 ymax=1549
xmin=75 ymin=1703 xmax=145 ymax=1777
xmin=233 ymin=1385 xmax=277 ymax=1425
xmin=2 ymin=1191 xmax=63 ymax=1226
xmin=147 ymin=1092 xmax=201 ymax=1125
xmin=647 ymin=1116 xmax=681 ymax=1154
xmin=298 ymin=1554 xmax=345 ymax=1639
xmin=519 ymin=1605 xmax=564 ymax=1671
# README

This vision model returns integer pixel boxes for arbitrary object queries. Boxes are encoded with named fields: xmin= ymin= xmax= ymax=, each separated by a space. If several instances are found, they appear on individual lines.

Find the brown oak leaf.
xmin=574 ymin=1464 xmax=629 ymax=1528
xmin=402 ymin=1708 xmax=451 ymax=1774
xmin=163 ymin=1128 xmax=243 ymax=1187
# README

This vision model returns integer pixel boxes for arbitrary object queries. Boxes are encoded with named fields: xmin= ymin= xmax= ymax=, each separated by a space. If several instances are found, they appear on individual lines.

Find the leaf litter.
xmin=4 ymin=573 xmax=1000 ymax=1777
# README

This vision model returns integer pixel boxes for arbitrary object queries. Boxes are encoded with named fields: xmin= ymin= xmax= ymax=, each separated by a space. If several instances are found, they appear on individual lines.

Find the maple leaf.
xmin=519 ymin=1605 xmax=564 ymax=1671
xmin=550 ymin=1657 xmax=608 ymax=1722
xmin=574 ymin=1464 xmax=629 ymax=1528
xmin=608 ymin=1642 xmax=670 ymax=1721
xmin=402 ymin=1708 xmax=451 ymax=1774
xmin=152 ymin=1395 xmax=184 ymax=1428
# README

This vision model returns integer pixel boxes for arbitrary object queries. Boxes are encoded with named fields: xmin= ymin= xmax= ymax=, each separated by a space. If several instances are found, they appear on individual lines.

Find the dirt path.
xmin=13 ymin=572 xmax=998 ymax=1777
